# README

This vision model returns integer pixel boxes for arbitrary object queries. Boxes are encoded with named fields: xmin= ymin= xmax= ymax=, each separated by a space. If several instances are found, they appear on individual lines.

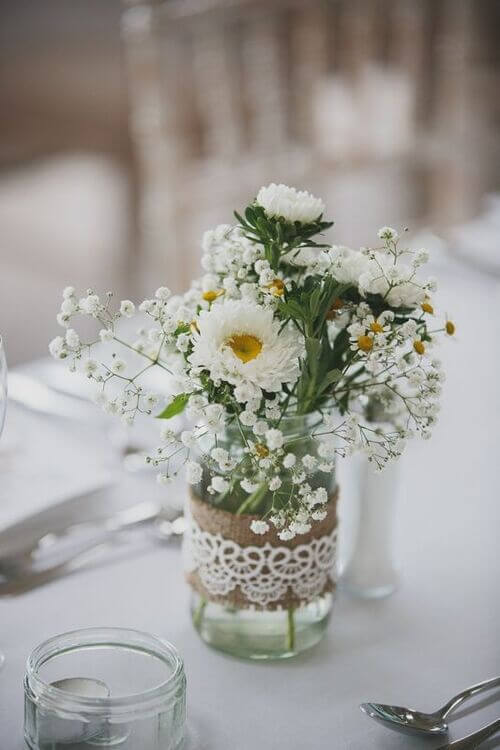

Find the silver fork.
xmin=437 ymin=719 xmax=500 ymax=750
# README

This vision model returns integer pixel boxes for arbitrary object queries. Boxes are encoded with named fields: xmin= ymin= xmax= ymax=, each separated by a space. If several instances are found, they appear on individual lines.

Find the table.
xmin=1 ymin=260 xmax=499 ymax=749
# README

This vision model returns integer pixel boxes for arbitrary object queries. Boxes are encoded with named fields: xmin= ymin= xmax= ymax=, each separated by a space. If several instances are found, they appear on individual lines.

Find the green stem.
xmin=286 ymin=606 xmax=296 ymax=652
xmin=236 ymin=483 xmax=268 ymax=515
xmin=193 ymin=597 xmax=207 ymax=630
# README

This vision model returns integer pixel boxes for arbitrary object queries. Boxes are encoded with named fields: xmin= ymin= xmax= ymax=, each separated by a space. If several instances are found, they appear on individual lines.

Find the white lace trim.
xmin=183 ymin=514 xmax=337 ymax=607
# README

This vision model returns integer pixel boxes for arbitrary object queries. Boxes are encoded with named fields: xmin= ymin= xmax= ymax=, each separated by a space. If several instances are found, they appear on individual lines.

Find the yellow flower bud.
xmin=267 ymin=279 xmax=285 ymax=297
xmin=413 ymin=340 xmax=425 ymax=355
xmin=202 ymin=289 xmax=224 ymax=303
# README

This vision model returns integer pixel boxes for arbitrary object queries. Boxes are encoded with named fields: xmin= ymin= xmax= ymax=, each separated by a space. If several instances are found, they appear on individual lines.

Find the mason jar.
xmin=24 ymin=628 xmax=186 ymax=750
xmin=184 ymin=413 xmax=338 ymax=660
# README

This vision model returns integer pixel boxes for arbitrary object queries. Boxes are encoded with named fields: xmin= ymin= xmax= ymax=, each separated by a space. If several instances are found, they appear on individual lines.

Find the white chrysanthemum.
xmin=188 ymin=300 xmax=303 ymax=392
xmin=256 ymin=183 xmax=325 ymax=224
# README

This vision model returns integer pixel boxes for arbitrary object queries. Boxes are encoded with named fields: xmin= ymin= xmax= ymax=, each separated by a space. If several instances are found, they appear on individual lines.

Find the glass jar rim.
xmin=25 ymin=627 xmax=185 ymax=718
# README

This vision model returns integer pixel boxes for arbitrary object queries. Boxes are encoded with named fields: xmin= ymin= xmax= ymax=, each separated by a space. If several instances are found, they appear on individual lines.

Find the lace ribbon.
xmin=184 ymin=508 xmax=338 ymax=610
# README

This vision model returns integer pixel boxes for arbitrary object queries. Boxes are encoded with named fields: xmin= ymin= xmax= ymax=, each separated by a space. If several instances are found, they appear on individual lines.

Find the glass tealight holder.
xmin=24 ymin=628 xmax=186 ymax=750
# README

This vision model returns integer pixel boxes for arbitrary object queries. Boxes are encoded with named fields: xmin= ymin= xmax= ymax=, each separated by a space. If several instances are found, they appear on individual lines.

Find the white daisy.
xmin=256 ymin=183 xmax=325 ymax=224
xmin=188 ymin=300 xmax=303 ymax=392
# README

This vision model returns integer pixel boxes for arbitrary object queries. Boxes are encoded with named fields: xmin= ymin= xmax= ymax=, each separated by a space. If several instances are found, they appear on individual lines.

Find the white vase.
xmin=338 ymin=452 xmax=400 ymax=599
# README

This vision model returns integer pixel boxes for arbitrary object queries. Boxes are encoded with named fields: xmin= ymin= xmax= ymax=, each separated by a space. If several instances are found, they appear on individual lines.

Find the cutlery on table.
xmin=0 ymin=517 xmax=185 ymax=596
xmin=0 ymin=498 xmax=186 ymax=595
xmin=360 ymin=676 xmax=500 ymax=735
xmin=0 ymin=499 xmax=158 ymax=571
xmin=435 ymin=718 xmax=500 ymax=749
xmin=0 ymin=538 xmax=143 ymax=596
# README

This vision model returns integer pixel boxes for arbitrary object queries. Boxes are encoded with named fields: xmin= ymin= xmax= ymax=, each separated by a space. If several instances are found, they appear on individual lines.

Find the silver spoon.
xmin=43 ymin=678 xmax=110 ymax=744
xmin=360 ymin=676 xmax=500 ymax=735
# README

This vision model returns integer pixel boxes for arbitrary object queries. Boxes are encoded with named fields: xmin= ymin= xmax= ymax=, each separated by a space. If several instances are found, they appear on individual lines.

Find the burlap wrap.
xmin=185 ymin=490 xmax=338 ymax=611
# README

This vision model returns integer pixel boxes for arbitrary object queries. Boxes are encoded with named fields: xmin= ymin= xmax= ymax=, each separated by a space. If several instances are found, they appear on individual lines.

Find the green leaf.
xmin=280 ymin=299 xmax=304 ymax=319
xmin=156 ymin=393 xmax=189 ymax=419
xmin=234 ymin=210 xmax=246 ymax=226
xmin=245 ymin=206 xmax=257 ymax=225
xmin=318 ymin=368 xmax=342 ymax=394
xmin=270 ymin=243 xmax=281 ymax=271
xmin=309 ymin=287 xmax=322 ymax=318
xmin=256 ymin=217 xmax=270 ymax=236
xmin=174 ymin=322 xmax=190 ymax=336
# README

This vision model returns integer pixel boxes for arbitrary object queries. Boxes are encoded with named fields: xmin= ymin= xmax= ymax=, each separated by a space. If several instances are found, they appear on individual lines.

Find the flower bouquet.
xmin=50 ymin=183 xmax=454 ymax=659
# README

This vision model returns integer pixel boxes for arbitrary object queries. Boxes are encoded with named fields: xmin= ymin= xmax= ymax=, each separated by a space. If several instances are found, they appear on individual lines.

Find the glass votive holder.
xmin=24 ymin=627 xmax=186 ymax=750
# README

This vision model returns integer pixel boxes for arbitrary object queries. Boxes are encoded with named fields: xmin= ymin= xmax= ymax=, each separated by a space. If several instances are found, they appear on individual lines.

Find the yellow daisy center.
xmin=255 ymin=443 xmax=269 ymax=458
xmin=357 ymin=335 xmax=373 ymax=352
xmin=370 ymin=321 xmax=384 ymax=334
xmin=267 ymin=279 xmax=285 ymax=297
xmin=413 ymin=340 xmax=425 ymax=355
xmin=203 ymin=289 xmax=224 ymax=303
xmin=421 ymin=300 xmax=434 ymax=314
xmin=226 ymin=334 xmax=263 ymax=363
xmin=446 ymin=321 xmax=455 ymax=335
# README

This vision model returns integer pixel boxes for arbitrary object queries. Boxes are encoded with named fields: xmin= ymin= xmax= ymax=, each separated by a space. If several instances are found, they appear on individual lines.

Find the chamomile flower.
xmin=188 ymin=300 xmax=303 ymax=392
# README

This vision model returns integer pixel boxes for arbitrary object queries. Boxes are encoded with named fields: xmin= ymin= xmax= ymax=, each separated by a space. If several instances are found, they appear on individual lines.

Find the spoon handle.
xmin=440 ymin=676 xmax=500 ymax=718
xmin=438 ymin=717 xmax=500 ymax=749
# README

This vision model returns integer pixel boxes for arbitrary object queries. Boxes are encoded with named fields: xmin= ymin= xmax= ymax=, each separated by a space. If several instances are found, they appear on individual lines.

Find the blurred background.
xmin=1 ymin=0 xmax=499 ymax=365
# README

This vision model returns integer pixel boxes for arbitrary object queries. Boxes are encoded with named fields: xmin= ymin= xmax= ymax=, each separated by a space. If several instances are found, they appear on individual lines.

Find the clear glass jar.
xmin=188 ymin=413 xmax=337 ymax=660
xmin=24 ymin=628 xmax=186 ymax=750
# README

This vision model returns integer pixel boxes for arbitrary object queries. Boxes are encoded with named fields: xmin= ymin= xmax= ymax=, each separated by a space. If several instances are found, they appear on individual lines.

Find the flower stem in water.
xmin=193 ymin=597 xmax=207 ymax=630
xmin=286 ymin=606 xmax=295 ymax=652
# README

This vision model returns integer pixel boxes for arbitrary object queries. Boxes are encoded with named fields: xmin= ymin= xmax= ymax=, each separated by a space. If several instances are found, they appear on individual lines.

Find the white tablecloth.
xmin=1 ymin=261 xmax=499 ymax=749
